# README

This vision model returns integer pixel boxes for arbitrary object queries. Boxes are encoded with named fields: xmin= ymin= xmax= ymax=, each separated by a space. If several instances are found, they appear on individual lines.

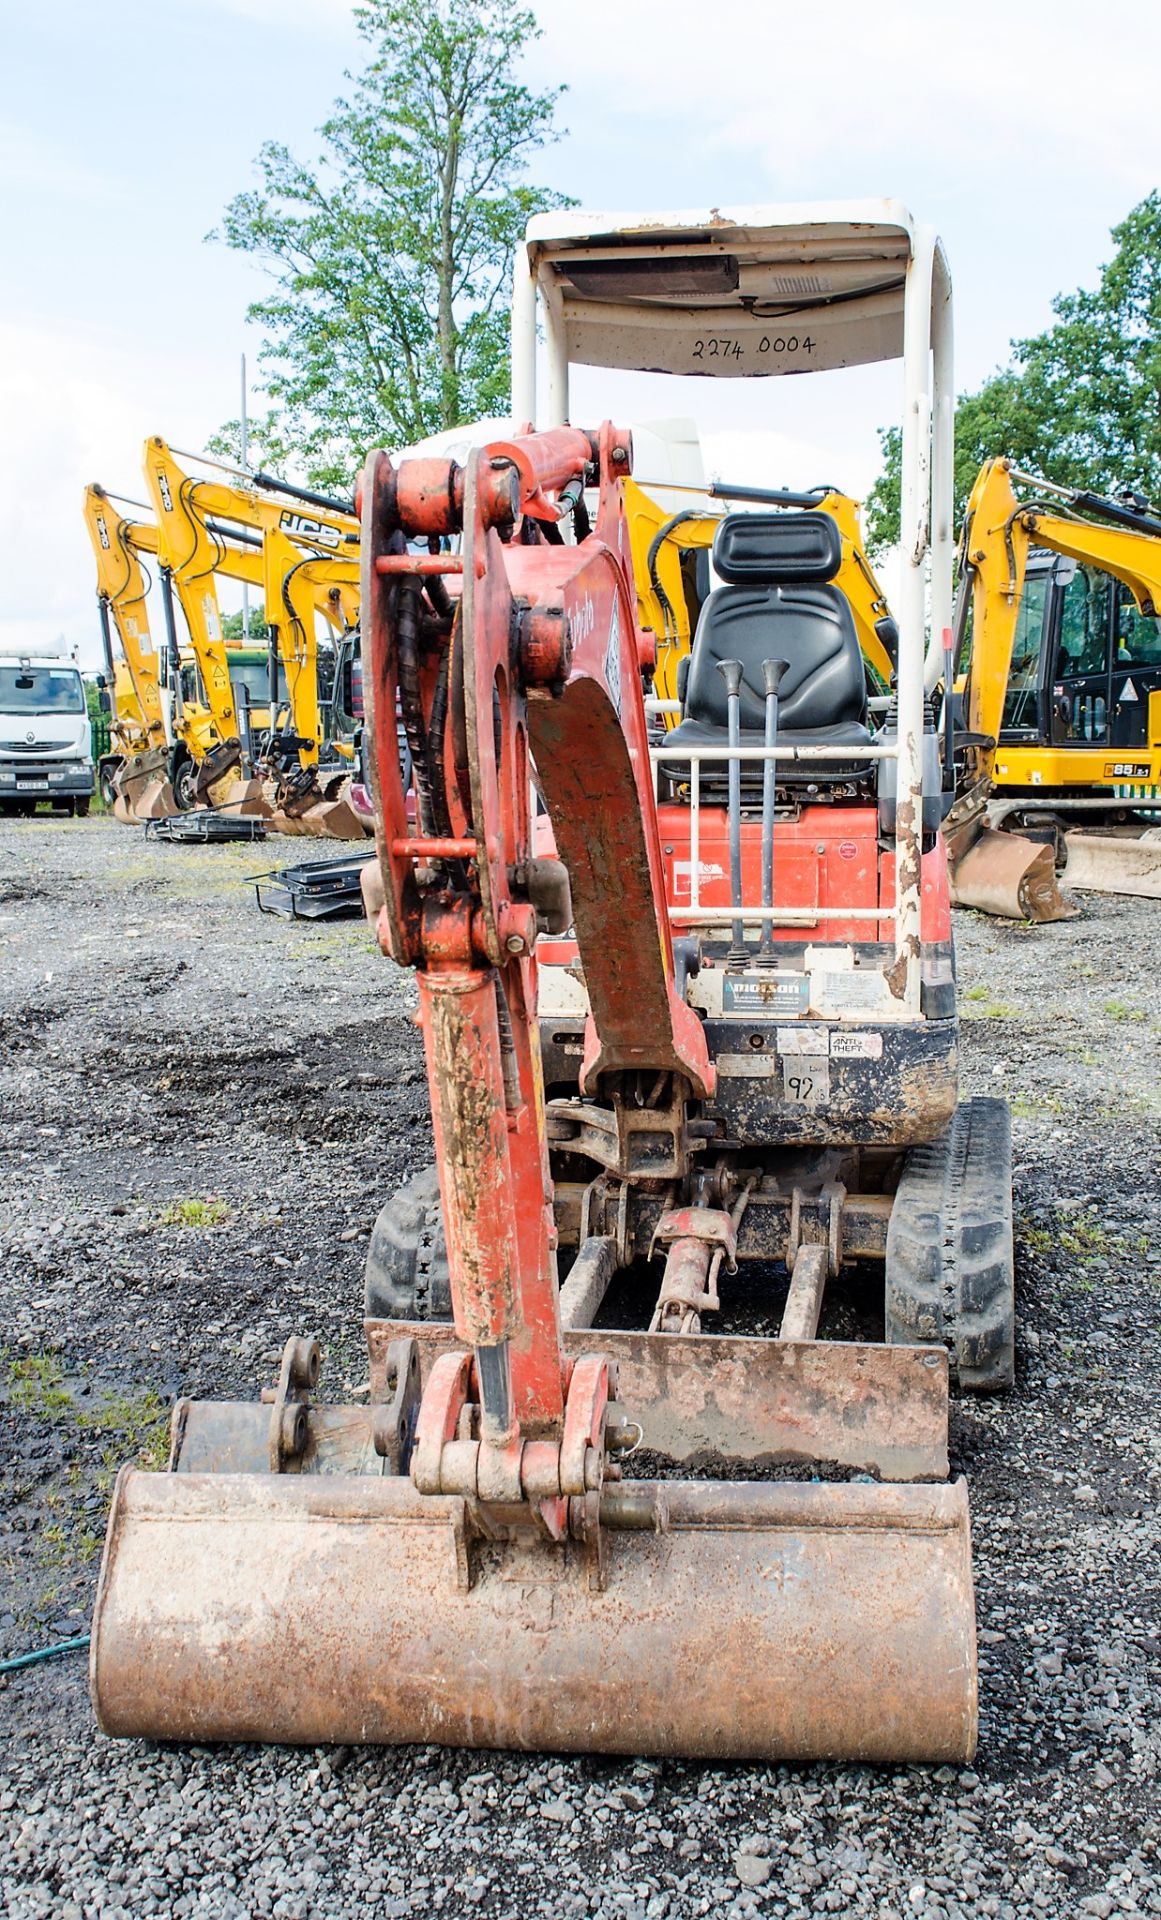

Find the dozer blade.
xmin=948 ymin=826 xmax=1075 ymax=921
xmin=91 ymin=1467 xmax=975 ymax=1763
xmin=1063 ymin=827 xmax=1161 ymax=898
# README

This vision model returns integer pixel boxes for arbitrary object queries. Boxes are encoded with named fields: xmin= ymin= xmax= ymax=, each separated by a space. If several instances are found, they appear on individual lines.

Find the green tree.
xmin=865 ymin=194 xmax=1161 ymax=554
xmin=213 ymin=0 xmax=569 ymax=489
xmin=221 ymin=602 xmax=266 ymax=641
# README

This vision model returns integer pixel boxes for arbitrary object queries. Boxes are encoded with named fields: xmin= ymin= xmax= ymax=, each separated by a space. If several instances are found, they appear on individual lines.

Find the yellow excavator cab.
xmin=949 ymin=458 xmax=1161 ymax=906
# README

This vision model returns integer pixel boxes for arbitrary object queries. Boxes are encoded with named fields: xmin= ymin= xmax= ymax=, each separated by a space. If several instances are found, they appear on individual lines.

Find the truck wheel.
xmin=885 ymin=1096 xmax=1015 ymax=1391
xmin=99 ymin=760 xmax=120 ymax=808
xmin=172 ymin=754 xmax=198 ymax=812
xmin=75 ymin=797 xmax=91 ymax=818
xmin=364 ymin=1167 xmax=451 ymax=1321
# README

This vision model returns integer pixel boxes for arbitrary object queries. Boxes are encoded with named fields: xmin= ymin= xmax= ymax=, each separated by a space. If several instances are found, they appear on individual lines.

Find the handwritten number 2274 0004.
xmin=691 ymin=335 xmax=816 ymax=362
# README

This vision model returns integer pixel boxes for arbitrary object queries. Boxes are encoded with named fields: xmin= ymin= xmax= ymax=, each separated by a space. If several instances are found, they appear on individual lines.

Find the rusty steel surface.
xmin=779 ymin=1243 xmax=829 ymax=1342
xmin=547 ymin=1178 xmax=897 ymax=1262
xmin=91 ymin=1467 xmax=976 ymax=1762
xmin=366 ymin=1322 xmax=950 ymax=1481
xmin=948 ymin=826 xmax=1072 ymax=921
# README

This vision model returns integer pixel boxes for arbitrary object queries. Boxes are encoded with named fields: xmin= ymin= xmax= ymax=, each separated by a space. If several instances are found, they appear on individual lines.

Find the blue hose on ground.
xmin=0 ymin=1634 xmax=90 ymax=1674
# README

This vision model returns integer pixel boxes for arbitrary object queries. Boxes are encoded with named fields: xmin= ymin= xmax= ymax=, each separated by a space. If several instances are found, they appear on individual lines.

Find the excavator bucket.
xmin=948 ymin=826 xmax=1075 ymax=921
xmin=90 ymin=1334 xmax=977 ymax=1763
xmin=1062 ymin=826 xmax=1161 ymax=898
xmin=111 ymin=751 xmax=177 ymax=824
xmin=296 ymin=791 xmax=373 ymax=839
xmin=214 ymin=774 xmax=274 ymax=820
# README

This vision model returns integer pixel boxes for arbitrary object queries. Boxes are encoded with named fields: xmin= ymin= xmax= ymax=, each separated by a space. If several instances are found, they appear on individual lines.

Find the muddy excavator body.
xmin=92 ymin=206 xmax=1013 ymax=1764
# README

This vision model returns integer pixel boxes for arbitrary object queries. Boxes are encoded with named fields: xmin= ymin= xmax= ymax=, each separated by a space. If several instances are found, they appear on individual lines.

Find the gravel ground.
xmin=1 ymin=816 xmax=1159 ymax=1920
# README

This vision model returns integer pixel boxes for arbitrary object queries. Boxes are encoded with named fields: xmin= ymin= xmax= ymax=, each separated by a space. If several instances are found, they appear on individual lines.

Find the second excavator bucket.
xmin=90 ymin=1332 xmax=977 ymax=1764
xmin=214 ymin=774 xmax=274 ymax=820
xmin=948 ymin=826 xmax=1075 ymax=921
xmin=112 ymin=750 xmax=178 ymax=824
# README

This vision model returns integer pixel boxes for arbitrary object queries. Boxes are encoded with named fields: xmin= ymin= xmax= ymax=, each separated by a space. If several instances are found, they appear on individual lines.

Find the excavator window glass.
xmin=999 ymin=570 xmax=1048 ymax=732
xmin=1114 ymin=584 xmax=1161 ymax=665
xmin=1054 ymin=564 xmax=1110 ymax=744
xmin=1057 ymin=565 xmax=1108 ymax=676
xmin=229 ymin=660 xmax=288 ymax=707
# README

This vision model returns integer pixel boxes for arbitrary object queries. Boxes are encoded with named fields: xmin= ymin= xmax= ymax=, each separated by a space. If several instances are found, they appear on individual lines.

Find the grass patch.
xmin=1060 ymin=1215 xmax=1112 ymax=1259
xmin=8 ymin=1353 xmax=72 ymax=1417
xmin=964 ymin=984 xmax=991 ymax=1001
xmin=1103 ymin=1000 xmax=1147 ymax=1023
xmin=1018 ymin=1222 xmax=1052 ymax=1255
xmin=6 ymin=1350 xmax=170 ymax=1466
xmin=158 ymin=1196 xmax=230 ymax=1228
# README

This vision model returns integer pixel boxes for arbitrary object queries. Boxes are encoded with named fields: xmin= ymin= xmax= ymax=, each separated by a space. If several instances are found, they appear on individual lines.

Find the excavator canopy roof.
xmin=522 ymin=200 xmax=928 ymax=379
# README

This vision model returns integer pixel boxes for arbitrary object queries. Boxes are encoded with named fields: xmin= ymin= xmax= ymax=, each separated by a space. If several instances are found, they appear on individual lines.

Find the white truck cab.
xmin=0 ymin=647 xmax=95 ymax=815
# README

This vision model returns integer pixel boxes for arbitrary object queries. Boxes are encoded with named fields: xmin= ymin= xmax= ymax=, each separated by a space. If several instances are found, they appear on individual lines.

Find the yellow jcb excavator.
xmin=84 ymin=483 xmax=339 ymax=821
xmin=947 ymin=458 xmax=1161 ymax=912
xmin=141 ymin=437 xmax=368 ymax=834
xmin=82 ymin=485 xmax=238 ymax=818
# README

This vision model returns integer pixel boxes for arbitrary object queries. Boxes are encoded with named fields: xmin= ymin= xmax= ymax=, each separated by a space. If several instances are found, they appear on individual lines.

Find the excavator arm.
xmin=82 ymin=486 xmax=168 ymax=756
xmin=141 ymin=438 xmax=361 ymax=793
xmin=362 ymin=424 xmax=710 ymax=1441
xmin=141 ymin=439 xmax=240 ymax=751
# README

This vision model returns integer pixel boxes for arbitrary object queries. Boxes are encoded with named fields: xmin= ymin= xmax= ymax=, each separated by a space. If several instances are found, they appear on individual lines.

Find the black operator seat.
xmin=661 ymin=510 xmax=874 ymax=789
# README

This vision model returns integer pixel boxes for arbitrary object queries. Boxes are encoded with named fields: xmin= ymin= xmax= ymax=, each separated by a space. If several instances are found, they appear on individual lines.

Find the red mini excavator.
xmin=90 ymin=206 xmax=1014 ymax=1763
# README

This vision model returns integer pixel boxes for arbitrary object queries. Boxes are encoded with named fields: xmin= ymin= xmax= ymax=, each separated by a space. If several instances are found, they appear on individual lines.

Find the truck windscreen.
xmin=0 ymin=667 xmax=85 ymax=714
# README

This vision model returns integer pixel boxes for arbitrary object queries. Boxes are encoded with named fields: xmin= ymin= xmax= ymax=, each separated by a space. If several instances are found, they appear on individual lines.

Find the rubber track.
xmin=884 ymin=1096 xmax=1015 ymax=1392
xmin=364 ymin=1167 xmax=452 ymax=1321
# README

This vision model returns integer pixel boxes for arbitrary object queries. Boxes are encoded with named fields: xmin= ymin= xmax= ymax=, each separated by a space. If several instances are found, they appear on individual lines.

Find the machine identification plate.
xmin=813 ymin=970 xmax=889 ymax=1013
xmin=782 ymin=1060 xmax=830 ymax=1105
xmin=715 ymin=1053 xmax=780 ymax=1077
xmin=723 ymin=973 xmax=810 ymax=1015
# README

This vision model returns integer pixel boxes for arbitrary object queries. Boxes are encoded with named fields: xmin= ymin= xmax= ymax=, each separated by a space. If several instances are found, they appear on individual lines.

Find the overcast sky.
xmin=3 ymin=0 xmax=1157 ymax=663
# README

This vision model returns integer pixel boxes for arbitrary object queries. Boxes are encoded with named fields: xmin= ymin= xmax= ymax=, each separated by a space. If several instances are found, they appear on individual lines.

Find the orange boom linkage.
xmin=361 ymin=424 xmax=712 ymax=1506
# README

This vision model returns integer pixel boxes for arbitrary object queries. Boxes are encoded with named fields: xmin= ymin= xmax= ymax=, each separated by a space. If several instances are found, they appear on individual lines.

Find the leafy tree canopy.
xmin=865 ymin=193 xmax=1161 ymax=555
xmin=212 ymin=0 xmax=570 ymax=490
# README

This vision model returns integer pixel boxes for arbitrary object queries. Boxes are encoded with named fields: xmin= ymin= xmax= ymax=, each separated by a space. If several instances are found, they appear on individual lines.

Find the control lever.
xmin=716 ymin=658 xmax=748 ymax=967
xmin=758 ymin=658 xmax=789 ymax=964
